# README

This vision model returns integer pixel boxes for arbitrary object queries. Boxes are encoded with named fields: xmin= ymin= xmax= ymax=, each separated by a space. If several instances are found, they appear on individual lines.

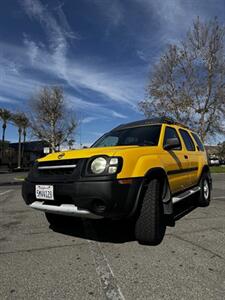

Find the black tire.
xmin=135 ymin=178 xmax=166 ymax=245
xmin=197 ymin=172 xmax=211 ymax=207
xmin=45 ymin=212 xmax=71 ymax=226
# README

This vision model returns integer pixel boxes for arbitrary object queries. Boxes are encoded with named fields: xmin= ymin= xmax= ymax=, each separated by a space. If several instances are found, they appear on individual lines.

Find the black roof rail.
xmin=112 ymin=117 xmax=190 ymax=131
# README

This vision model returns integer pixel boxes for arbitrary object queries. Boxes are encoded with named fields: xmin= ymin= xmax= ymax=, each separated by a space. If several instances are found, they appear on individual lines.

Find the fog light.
xmin=108 ymin=166 xmax=117 ymax=174
xmin=110 ymin=158 xmax=118 ymax=165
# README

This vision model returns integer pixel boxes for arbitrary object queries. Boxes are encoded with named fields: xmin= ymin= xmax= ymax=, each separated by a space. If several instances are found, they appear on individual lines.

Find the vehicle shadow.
xmin=49 ymin=218 xmax=135 ymax=243
xmin=49 ymin=196 xmax=199 ymax=244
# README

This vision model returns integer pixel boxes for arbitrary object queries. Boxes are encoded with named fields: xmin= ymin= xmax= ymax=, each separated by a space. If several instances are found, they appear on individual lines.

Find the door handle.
xmin=184 ymin=155 xmax=188 ymax=159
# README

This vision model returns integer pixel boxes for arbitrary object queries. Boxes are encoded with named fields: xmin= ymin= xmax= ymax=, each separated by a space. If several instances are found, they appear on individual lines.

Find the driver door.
xmin=162 ymin=126 xmax=191 ymax=193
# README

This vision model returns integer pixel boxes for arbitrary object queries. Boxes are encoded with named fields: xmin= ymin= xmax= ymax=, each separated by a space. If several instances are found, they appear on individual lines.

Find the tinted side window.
xmin=191 ymin=132 xmax=204 ymax=151
xmin=163 ymin=127 xmax=181 ymax=150
xmin=179 ymin=129 xmax=195 ymax=151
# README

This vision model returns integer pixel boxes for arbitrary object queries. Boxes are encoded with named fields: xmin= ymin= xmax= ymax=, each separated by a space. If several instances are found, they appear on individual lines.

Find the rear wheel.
xmin=135 ymin=178 xmax=166 ymax=245
xmin=197 ymin=172 xmax=211 ymax=207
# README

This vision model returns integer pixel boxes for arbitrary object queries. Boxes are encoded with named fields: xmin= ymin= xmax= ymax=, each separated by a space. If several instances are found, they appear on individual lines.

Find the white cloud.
xmin=136 ymin=50 xmax=148 ymax=62
xmin=0 ymin=95 xmax=18 ymax=104
xmin=0 ymin=69 xmax=43 ymax=99
xmin=66 ymin=95 xmax=101 ymax=111
xmin=112 ymin=111 xmax=127 ymax=119
xmin=65 ymin=62 xmax=144 ymax=108
xmin=19 ymin=1 xmax=144 ymax=109
xmin=0 ymin=51 xmax=132 ymax=120
xmin=23 ymin=36 xmax=39 ymax=65
xmin=1 ymin=1 xmax=146 ymax=119
xmin=66 ymin=95 xmax=129 ymax=120
xmin=20 ymin=0 xmax=77 ymax=80
xmin=135 ymin=0 xmax=210 ymax=46
xmin=90 ymin=0 xmax=124 ymax=28
xmin=18 ymin=0 xmax=147 ymax=111
xmin=21 ymin=0 xmax=44 ymax=18
xmin=81 ymin=116 xmax=98 ymax=124
xmin=4 ymin=39 xmax=143 ymax=109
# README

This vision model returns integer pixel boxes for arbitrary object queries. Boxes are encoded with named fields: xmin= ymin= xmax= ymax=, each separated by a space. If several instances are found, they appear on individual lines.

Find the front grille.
xmin=37 ymin=159 xmax=79 ymax=175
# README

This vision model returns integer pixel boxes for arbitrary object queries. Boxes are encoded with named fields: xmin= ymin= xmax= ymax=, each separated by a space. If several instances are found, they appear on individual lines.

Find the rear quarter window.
xmin=179 ymin=129 xmax=196 ymax=151
xmin=191 ymin=132 xmax=205 ymax=151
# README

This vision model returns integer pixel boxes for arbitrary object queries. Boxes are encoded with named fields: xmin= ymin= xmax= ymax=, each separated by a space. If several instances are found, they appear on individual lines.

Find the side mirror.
xmin=164 ymin=138 xmax=180 ymax=150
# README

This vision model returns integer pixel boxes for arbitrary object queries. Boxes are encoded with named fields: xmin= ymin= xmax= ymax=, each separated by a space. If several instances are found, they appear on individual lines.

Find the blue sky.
xmin=0 ymin=0 xmax=224 ymax=147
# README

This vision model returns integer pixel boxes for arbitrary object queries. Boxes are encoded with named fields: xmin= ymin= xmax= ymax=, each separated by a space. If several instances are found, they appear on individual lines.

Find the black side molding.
xmin=167 ymin=167 xmax=198 ymax=176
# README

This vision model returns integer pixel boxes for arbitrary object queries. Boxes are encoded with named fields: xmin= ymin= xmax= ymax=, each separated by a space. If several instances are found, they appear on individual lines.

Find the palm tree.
xmin=0 ymin=108 xmax=12 ymax=160
xmin=21 ymin=116 xmax=30 ymax=165
xmin=12 ymin=113 xmax=28 ymax=168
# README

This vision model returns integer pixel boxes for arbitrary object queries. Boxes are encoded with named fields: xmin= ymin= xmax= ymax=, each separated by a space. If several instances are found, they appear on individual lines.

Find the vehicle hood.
xmin=38 ymin=145 xmax=141 ymax=162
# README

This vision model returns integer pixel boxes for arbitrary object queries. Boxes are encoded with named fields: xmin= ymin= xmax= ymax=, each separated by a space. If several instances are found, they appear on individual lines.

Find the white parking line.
xmin=213 ymin=196 xmax=225 ymax=199
xmin=0 ymin=190 xmax=12 ymax=196
xmin=83 ymin=220 xmax=125 ymax=300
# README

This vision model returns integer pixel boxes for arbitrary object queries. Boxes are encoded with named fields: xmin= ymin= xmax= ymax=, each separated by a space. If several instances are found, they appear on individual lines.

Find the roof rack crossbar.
xmin=112 ymin=117 xmax=190 ymax=131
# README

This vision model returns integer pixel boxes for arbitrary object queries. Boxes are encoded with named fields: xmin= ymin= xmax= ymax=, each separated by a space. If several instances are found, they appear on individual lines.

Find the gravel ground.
xmin=0 ymin=174 xmax=224 ymax=300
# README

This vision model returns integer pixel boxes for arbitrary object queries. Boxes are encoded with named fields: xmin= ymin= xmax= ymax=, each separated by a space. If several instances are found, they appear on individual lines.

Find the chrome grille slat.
xmin=38 ymin=165 xmax=77 ymax=170
xmin=37 ymin=159 xmax=79 ymax=175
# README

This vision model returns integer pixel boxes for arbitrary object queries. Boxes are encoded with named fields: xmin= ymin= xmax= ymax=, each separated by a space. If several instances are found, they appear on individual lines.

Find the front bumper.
xmin=29 ymin=201 xmax=102 ymax=219
xmin=22 ymin=178 xmax=142 ymax=219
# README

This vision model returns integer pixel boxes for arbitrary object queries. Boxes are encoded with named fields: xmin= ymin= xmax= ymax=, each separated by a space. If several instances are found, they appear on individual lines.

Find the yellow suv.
xmin=22 ymin=117 xmax=212 ymax=245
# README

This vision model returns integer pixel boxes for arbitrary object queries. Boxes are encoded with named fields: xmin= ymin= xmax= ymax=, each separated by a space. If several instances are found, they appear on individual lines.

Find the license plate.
xmin=35 ymin=185 xmax=54 ymax=200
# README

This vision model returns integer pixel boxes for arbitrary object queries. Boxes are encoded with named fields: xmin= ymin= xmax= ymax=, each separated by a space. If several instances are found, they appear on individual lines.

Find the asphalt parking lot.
xmin=0 ymin=174 xmax=225 ymax=300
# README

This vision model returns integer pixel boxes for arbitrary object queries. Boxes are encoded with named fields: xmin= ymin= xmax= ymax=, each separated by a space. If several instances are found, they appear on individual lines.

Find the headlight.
xmin=91 ymin=157 xmax=107 ymax=174
xmin=86 ymin=156 xmax=122 ymax=176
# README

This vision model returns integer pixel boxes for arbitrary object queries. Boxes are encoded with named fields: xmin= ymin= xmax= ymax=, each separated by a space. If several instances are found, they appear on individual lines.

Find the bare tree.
xmin=67 ymin=139 xmax=75 ymax=150
xmin=30 ymin=86 xmax=77 ymax=152
xmin=218 ymin=141 xmax=225 ymax=158
xmin=139 ymin=17 xmax=225 ymax=142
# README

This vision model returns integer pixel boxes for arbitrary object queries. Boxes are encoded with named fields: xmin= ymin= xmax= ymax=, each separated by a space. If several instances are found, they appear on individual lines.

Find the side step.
xmin=172 ymin=186 xmax=201 ymax=204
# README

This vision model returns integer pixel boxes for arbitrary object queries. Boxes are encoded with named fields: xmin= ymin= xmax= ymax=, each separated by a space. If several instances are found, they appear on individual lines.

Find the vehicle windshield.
xmin=92 ymin=125 xmax=161 ymax=148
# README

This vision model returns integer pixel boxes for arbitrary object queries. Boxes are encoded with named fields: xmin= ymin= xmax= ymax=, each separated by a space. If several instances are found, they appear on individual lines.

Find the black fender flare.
xmin=129 ymin=167 xmax=173 ymax=218
xmin=198 ymin=165 xmax=212 ymax=189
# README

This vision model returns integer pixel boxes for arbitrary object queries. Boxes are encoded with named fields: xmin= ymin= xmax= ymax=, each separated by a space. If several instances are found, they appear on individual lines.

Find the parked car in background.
xmin=209 ymin=156 xmax=220 ymax=166
xmin=219 ymin=158 xmax=225 ymax=165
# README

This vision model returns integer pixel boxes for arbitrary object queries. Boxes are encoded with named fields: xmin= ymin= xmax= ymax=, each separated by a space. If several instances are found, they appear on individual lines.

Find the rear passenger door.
xmin=178 ymin=129 xmax=198 ymax=186
xmin=163 ymin=126 xmax=191 ymax=193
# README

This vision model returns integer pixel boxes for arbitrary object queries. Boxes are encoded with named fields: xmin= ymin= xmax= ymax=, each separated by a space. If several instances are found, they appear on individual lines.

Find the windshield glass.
xmin=92 ymin=125 xmax=161 ymax=148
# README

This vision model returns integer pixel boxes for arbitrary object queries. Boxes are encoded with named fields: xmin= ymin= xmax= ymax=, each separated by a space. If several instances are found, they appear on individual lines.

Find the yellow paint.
xmin=38 ymin=123 xmax=208 ymax=194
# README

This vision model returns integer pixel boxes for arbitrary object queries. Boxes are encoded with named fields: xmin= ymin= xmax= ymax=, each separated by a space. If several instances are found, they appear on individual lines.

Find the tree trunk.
xmin=1 ymin=123 xmax=6 ymax=159
xmin=21 ymin=129 xmax=26 ymax=167
xmin=17 ymin=128 xmax=22 ymax=169
xmin=50 ymin=119 xmax=56 ymax=153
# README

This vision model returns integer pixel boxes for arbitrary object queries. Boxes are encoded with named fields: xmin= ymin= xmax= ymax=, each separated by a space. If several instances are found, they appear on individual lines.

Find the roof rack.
xmin=112 ymin=117 xmax=190 ymax=131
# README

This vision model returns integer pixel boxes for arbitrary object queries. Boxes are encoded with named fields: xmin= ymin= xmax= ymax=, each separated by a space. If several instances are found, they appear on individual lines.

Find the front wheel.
xmin=135 ymin=178 xmax=166 ymax=245
xmin=197 ymin=172 xmax=211 ymax=207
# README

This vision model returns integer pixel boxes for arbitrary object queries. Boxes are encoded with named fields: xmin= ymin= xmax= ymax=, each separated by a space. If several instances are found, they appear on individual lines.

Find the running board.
xmin=172 ymin=186 xmax=201 ymax=204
